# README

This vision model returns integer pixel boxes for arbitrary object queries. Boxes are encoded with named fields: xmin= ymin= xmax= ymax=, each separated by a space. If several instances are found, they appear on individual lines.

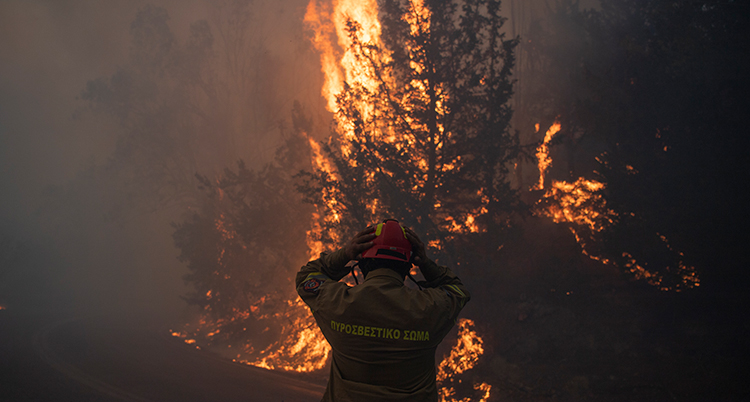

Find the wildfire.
xmin=535 ymin=121 xmax=561 ymax=190
xmin=306 ymin=134 xmax=342 ymax=256
xmin=170 ymin=330 xmax=199 ymax=348
xmin=172 ymin=297 xmax=331 ymax=372
xmin=304 ymin=0 xmax=391 ymax=244
xmin=303 ymin=1 xmax=493 ymax=398
xmin=177 ymin=0 xmax=488 ymax=379
xmin=534 ymin=122 xmax=699 ymax=290
xmin=233 ymin=298 xmax=331 ymax=372
xmin=436 ymin=319 xmax=492 ymax=402
xmin=305 ymin=0 xmax=384 ymax=116
xmin=543 ymin=178 xmax=615 ymax=232
xmin=305 ymin=0 xmax=485 ymax=241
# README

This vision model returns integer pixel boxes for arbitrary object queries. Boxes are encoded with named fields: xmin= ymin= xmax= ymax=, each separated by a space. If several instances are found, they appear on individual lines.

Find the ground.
xmin=0 ymin=308 xmax=325 ymax=402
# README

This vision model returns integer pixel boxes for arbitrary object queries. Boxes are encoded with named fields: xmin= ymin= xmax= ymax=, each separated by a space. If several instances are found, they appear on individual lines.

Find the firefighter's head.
xmin=360 ymin=219 xmax=413 ymax=277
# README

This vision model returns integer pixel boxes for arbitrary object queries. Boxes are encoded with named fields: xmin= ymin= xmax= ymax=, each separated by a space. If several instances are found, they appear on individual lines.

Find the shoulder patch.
xmin=303 ymin=278 xmax=323 ymax=293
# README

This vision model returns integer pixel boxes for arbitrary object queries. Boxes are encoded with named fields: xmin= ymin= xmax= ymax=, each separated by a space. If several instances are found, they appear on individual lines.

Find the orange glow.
xmin=542 ymin=178 xmax=615 ymax=232
xmin=535 ymin=123 xmax=699 ymax=291
xmin=305 ymin=134 xmax=341 ymax=258
xmin=436 ymin=318 xmax=492 ymax=402
xmin=174 ymin=297 xmax=331 ymax=372
xmin=282 ymin=0 xmax=500 ymax=401
xmin=535 ymin=121 xmax=561 ymax=190
xmin=302 ymin=5 xmax=497 ymax=397
xmin=305 ymin=0 xmax=386 ymax=119
xmin=621 ymin=252 xmax=661 ymax=287
xmin=304 ymin=0 xmax=488 ymax=238
xmin=306 ymin=211 xmax=327 ymax=260
xmin=173 ymin=4 xmax=500 ymax=398
xmin=305 ymin=0 xmax=386 ymax=244
xmin=235 ymin=298 xmax=331 ymax=372
xmin=437 ymin=319 xmax=484 ymax=381
xmin=539 ymin=177 xmax=698 ymax=290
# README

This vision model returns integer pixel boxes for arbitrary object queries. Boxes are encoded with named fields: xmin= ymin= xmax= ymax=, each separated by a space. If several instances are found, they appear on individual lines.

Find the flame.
xmin=174 ymin=296 xmax=331 ymax=372
xmin=305 ymin=0 xmax=384 ymax=249
xmin=173 ymin=181 xmax=333 ymax=372
xmin=436 ymin=318 xmax=492 ymax=402
xmin=304 ymin=0 xmax=486 ymax=237
xmin=303 ymin=2 xmax=492 ymax=397
xmin=233 ymin=298 xmax=331 ymax=372
xmin=305 ymin=0 xmax=385 ymax=118
xmin=437 ymin=319 xmax=484 ymax=381
xmin=535 ymin=123 xmax=699 ymax=290
xmin=305 ymin=133 xmax=342 ymax=259
xmin=306 ymin=211 xmax=327 ymax=260
xmin=535 ymin=121 xmax=561 ymax=190
xmin=174 ymin=4 xmax=497 ymax=397
xmin=538 ymin=174 xmax=699 ymax=290
xmin=543 ymin=178 xmax=615 ymax=232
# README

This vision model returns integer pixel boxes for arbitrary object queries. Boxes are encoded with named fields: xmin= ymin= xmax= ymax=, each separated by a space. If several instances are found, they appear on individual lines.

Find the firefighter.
xmin=296 ymin=219 xmax=470 ymax=401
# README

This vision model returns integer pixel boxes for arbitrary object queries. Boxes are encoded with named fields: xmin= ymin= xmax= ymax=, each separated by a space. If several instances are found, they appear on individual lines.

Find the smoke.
xmin=0 ymin=0 xmax=326 ymax=317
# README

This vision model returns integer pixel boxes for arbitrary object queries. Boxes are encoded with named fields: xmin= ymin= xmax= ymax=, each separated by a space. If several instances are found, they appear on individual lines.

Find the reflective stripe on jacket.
xmin=296 ymin=248 xmax=470 ymax=402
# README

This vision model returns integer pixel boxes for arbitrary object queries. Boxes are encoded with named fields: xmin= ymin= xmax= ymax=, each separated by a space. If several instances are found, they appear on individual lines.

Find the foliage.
xmin=172 ymin=106 xmax=313 ymax=344
xmin=298 ymin=0 xmax=522 ymax=267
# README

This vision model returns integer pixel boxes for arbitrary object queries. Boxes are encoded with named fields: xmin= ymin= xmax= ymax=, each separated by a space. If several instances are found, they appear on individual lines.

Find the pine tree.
xmin=299 ymin=0 xmax=520 ymax=265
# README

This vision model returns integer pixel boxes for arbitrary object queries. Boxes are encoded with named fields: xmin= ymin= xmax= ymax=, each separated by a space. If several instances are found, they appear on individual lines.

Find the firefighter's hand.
xmin=344 ymin=225 xmax=377 ymax=260
xmin=404 ymin=227 xmax=427 ymax=266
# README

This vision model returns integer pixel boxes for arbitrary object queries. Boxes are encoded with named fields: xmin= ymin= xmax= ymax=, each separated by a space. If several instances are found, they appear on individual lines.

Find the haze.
xmin=0 ymin=0 xmax=325 ymax=317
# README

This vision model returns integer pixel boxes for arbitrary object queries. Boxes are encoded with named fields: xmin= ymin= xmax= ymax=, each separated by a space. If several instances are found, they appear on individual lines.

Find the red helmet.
xmin=361 ymin=219 xmax=412 ymax=262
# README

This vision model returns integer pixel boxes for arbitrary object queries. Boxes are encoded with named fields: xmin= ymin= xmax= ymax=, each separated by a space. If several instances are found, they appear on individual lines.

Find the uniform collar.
xmin=364 ymin=267 xmax=405 ymax=284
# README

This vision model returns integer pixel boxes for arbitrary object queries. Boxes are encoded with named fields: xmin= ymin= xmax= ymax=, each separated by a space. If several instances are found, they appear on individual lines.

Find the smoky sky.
xmin=0 ymin=0 xmax=320 ymax=222
xmin=0 ymin=0 xmax=324 ymax=315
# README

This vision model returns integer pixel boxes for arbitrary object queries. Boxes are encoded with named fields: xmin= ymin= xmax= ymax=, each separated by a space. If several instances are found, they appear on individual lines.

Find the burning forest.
xmin=157 ymin=0 xmax=736 ymax=399
xmin=2 ymin=0 xmax=749 ymax=400
xmin=170 ymin=0 xmax=509 ymax=398
xmin=166 ymin=0 xmax=710 ymax=399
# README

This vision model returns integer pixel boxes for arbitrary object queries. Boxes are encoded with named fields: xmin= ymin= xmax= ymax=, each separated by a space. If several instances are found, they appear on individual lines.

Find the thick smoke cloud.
xmin=0 ymin=0 xmax=324 ymax=317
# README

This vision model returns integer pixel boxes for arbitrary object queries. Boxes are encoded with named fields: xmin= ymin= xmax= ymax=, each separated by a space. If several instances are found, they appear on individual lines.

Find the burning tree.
xmin=171 ymin=103 xmax=333 ymax=371
xmin=300 ymin=0 xmax=521 ymax=268
xmin=164 ymin=2 xmax=505 ymax=388
xmin=299 ymin=1 xmax=517 ymax=399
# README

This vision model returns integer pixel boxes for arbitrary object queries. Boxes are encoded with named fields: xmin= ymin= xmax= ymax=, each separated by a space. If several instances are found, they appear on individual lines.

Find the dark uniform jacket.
xmin=296 ymin=248 xmax=470 ymax=402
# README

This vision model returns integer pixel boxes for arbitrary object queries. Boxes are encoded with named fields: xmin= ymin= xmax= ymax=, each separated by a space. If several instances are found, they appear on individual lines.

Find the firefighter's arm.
xmin=295 ymin=248 xmax=351 ymax=289
xmin=404 ymin=227 xmax=470 ymax=305
xmin=417 ymin=257 xmax=470 ymax=306
xmin=295 ymin=226 xmax=377 ymax=292
xmin=296 ymin=250 xmax=346 ymax=313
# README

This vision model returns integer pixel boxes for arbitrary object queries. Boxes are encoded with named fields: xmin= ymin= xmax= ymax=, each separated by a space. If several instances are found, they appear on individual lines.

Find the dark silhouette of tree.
xmin=172 ymin=102 xmax=314 ymax=351
xmin=523 ymin=0 xmax=749 ymax=291
xmin=299 ymin=0 xmax=521 ymax=268
xmin=81 ymin=3 xmax=285 ymax=211
xmin=75 ymin=4 xmax=322 ymax=358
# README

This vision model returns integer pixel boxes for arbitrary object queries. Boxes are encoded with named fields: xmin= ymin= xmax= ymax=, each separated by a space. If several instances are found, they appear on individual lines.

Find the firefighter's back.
xmin=317 ymin=268 xmax=455 ymax=401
